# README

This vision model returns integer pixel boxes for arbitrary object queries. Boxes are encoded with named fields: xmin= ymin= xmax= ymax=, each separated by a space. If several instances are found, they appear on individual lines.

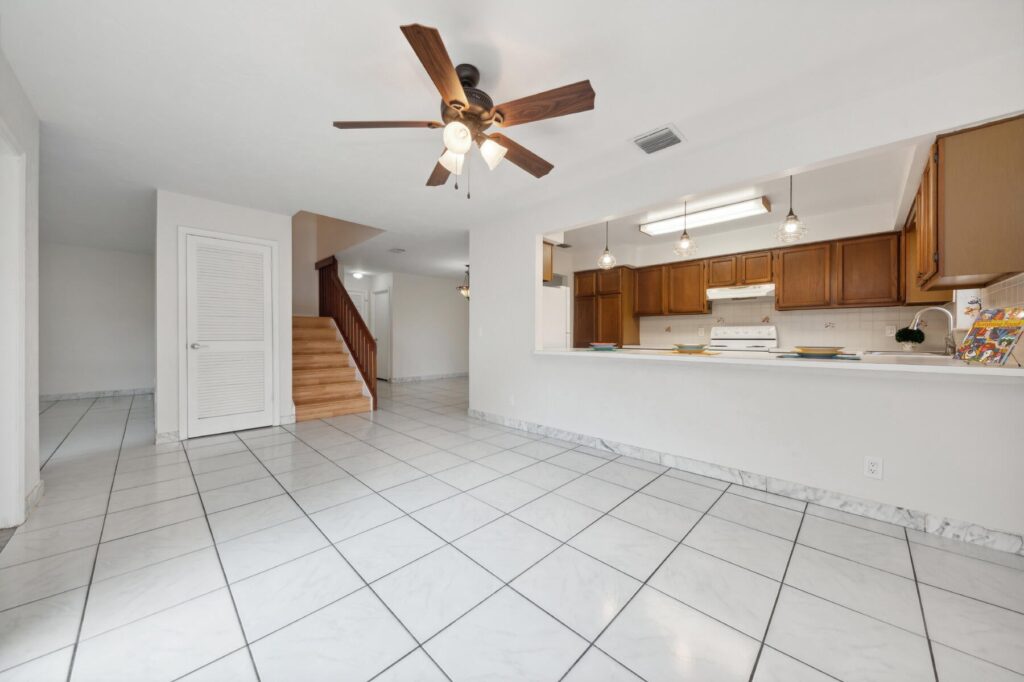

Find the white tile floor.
xmin=3 ymin=379 xmax=1023 ymax=681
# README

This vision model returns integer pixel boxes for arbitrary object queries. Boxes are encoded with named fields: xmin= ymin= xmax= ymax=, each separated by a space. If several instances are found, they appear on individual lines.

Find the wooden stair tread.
xmin=293 ymin=381 xmax=364 ymax=404
xmin=292 ymin=316 xmax=334 ymax=328
xmin=293 ymin=367 xmax=357 ymax=386
xmin=293 ymin=353 xmax=350 ymax=369
xmin=295 ymin=395 xmax=371 ymax=421
xmin=293 ymin=339 xmax=347 ymax=354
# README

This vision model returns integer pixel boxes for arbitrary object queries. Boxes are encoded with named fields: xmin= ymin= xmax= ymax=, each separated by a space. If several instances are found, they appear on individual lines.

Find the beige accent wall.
xmin=291 ymin=211 xmax=384 ymax=317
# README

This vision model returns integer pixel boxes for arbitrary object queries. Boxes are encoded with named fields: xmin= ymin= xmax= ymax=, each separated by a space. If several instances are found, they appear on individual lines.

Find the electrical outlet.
xmin=885 ymin=325 xmax=896 ymax=337
xmin=698 ymin=327 xmax=705 ymax=337
xmin=864 ymin=456 xmax=883 ymax=480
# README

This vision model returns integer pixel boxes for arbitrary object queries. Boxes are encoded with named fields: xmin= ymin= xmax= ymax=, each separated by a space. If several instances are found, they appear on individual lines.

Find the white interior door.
xmin=185 ymin=234 xmax=274 ymax=437
xmin=371 ymin=289 xmax=391 ymax=381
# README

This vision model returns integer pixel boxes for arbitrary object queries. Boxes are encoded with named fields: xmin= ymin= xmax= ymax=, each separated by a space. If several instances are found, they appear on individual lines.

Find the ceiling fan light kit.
xmin=332 ymin=23 xmax=595 ymax=194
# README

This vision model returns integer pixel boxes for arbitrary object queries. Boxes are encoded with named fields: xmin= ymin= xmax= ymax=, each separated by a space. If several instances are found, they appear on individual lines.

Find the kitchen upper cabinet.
xmin=834 ymin=233 xmax=900 ymax=307
xmin=635 ymin=265 xmax=666 ymax=315
xmin=739 ymin=251 xmax=772 ymax=284
xmin=573 ymin=267 xmax=638 ymax=347
xmin=706 ymin=256 xmax=737 ymax=287
xmin=542 ymin=242 xmax=554 ymax=282
xmin=775 ymin=243 xmax=831 ymax=310
xmin=597 ymin=268 xmax=624 ymax=294
xmin=573 ymin=296 xmax=596 ymax=347
xmin=575 ymin=271 xmax=596 ymax=297
xmin=902 ymin=222 xmax=952 ymax=305
xmin=918 ymin=115 xmax=1024 ymax=289
xmin=667 ymin=261 xmax=708 ymax=314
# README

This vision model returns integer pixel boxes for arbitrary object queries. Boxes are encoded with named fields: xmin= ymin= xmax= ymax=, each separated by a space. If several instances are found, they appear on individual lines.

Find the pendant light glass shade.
xmin=456 ymin=265 xmax=470 ymax=299
xmin=442 ymin=121 xmax=472 ymax=154
xmin=479 ymin=138 xmax=508 ymax=170
xmin=597 ymin=222 xmax=616 ymax=270
xmin=776 ymin=175 xmax=807 ymax=243
xmin=672 ymin=201 xmax=698 ymax=257
xmin=439 ymin=150 xmax=465 ymax=175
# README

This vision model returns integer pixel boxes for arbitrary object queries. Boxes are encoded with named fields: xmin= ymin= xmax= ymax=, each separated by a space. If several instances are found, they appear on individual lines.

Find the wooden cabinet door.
xmin=596 ymin=294 xmax=623 ymax=345
xmin=667 ymin=261 xmax=707 ymax=314
xmin=706 ymin=256 xmax=737 ymax=287
xmin=635 ymin=266 xmax=665 ymax=316
xmin=904 ymin=228 xmax=952 ymax=305
xmin=575 ymin=271 xmax=596 ymax=297
xmin=542 ymin=242 xmax=554 ymax=282
xmin=835 ymin=233 xmax=900 ymax=307
xmin=775 ymin=243 xmax=831 ymax=309
xmin=597 ymin=268 xmax=622 ymax=294
xmin=739 ymin=251 xmax=772 ymax=284
xmin=916 ymin=146 xmax=938 ymax=287
xmin=573 ymin=297 xmax=596 ymax=347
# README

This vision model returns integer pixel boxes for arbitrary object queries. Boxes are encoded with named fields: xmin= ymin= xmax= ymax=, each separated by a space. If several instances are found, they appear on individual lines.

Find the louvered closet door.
xmin=185 ymin=235 xmax=274 ymax=437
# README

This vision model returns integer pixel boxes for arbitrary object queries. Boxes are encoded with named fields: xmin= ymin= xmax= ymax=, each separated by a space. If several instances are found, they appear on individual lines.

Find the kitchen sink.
xmin=862 ymin=350 xmax=950 ymax=357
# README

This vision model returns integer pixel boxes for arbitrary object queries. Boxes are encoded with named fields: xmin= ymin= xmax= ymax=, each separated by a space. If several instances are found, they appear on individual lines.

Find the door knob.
xmin=189 ymin=343 xmax=206 ymax=350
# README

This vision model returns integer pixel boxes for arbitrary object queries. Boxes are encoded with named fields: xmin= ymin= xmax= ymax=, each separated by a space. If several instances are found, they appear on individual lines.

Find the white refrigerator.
xmin=541 ymin=286 xmax=572 ymax=349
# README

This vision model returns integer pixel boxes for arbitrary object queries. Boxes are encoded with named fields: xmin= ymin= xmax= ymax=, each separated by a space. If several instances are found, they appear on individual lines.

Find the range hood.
xmin=705 ymin=283 xmax=776 ymax=301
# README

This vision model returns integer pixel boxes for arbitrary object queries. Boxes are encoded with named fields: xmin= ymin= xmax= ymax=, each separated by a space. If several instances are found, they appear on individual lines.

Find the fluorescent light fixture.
xmin=640 ymin=196 xmax=770 ymax=236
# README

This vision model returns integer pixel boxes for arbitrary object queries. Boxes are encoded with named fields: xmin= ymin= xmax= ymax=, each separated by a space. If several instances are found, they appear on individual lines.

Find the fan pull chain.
xmin=467 ymin=152 xmax=471 ymax=200
xmin=454 ymin=154 xmax=460 ymax=191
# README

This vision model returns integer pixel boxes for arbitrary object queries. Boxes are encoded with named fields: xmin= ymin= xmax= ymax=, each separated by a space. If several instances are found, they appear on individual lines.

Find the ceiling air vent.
xmin=633 ymin=125 xmax=685 ymax=154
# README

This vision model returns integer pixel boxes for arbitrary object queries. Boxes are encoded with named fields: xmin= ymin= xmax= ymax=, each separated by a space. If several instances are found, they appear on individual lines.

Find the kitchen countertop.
xmin=535 ymin=347 xmax=1024 ymax=378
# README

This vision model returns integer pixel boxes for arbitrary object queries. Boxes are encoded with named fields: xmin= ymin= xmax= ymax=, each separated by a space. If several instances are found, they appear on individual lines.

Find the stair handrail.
xmin=315 ymin=256 xmax=377 ymax=410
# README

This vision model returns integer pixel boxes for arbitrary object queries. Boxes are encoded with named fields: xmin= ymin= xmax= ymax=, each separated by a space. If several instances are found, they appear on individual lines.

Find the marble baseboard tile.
xmin=467 ymin=408 xmax=1024 ymax=557
xmin=41 ymin=387 xmax=154 ymax=401
xmin=155 ymin=430 xmax=180 ymax=444
xmin=389 ymin=372 xmax=468 ymax=384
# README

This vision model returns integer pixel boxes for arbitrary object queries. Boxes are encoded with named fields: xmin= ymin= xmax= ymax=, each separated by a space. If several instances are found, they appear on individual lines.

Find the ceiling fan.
xmin=332 ymin=23 xmax=595 ymax=188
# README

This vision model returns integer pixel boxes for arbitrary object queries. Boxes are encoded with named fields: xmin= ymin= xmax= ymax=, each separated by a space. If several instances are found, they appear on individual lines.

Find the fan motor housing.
xmin=441 ymin=63 xmax=497 ymax=132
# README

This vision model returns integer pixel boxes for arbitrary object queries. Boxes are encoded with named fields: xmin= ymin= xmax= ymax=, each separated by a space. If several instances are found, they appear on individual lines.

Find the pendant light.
xmin=777 ymin=175 xmax=807 ymax=243
xmin=597 ymin=221 xmax=617 ymax=270
xmin=456 ymin=265 xmax=470 ymax=300
xmin=673 ymin=201 xmax=698 ymax=257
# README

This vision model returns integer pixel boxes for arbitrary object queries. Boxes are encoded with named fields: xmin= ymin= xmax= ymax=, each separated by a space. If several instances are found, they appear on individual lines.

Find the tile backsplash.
xmin=982 ymin=273 xmax=1024 ymax=309
xmin=639 ymin=298 xmax=955 ymax=352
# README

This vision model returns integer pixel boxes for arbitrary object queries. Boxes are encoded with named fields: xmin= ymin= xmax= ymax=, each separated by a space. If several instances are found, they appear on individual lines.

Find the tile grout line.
xmin=230 ymin=434 xmax=456 ymax=682
xmin=180 ymin=441 xmax=263 ymax=682
xmin=41 ymin=397 xmax=99 ymax=470
xmin=557 ymin=485 xmax=731 ymax=682
xmin=905 ymin=527 xmax=940 ymax=682
xmin=746 ymin=504 xmax=808 ymax=682
xmin=64 ymin=394 xmax=134 ymax=682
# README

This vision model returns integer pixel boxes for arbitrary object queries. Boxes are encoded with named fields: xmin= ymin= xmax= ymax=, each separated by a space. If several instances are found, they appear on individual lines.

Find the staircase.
xmin=293 ymin=316 xmax=371 ymax=420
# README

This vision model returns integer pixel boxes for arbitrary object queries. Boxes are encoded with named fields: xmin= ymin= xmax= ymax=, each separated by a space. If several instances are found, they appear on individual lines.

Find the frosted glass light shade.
xmin=442 ymin=121 xmax=472 ymax=154
xmin=439 ymin=150 xmax=464 ymax=175
xmin=776 ymin=211 xmax=807 ymax=243
xmin=673 ymin=231 xmax=698 ymax=257
xmin=479 ymin=138 xmax=507 ymax=170
xmin=597 ymin=249 xmax=617 ymax=270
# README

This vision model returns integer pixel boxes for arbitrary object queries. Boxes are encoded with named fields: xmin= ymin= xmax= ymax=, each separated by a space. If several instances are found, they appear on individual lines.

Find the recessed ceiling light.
xmin=352 ymin=272 xmax=364 ymax=279
xmin=388 ymin=248 xmax=406 ymax=254
xmin=640 ymin=197 xmax=771 ymax=236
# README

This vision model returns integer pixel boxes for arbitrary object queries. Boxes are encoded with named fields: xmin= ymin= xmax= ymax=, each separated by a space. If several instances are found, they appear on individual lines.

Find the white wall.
xmin=470 ymin=224 xmax=1024 ymax=540
xmin=0 ymin=43 xmax=40 ymax=527
xmin=39 ymin=242 xmax=155 ymax=396
xmin=291 ymin=211 xmax=318 ymax=317
xmin=390 ymin=272 xmax=469 ymax=381
xmin=155 ymin=190 xmax=292 ymax=439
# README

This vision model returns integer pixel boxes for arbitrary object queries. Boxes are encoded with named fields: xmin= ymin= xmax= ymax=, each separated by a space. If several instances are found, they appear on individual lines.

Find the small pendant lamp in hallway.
xmin=777 ymin=175 xmax=807 ymax=243
xmin=597 ymin=222 xmax=617 ymax=270
xmin=456 ymin=265 xmax=470 ymax=299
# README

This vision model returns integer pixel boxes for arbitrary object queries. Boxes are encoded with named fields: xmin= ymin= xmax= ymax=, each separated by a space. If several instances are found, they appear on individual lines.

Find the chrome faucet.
xmin=910 ymin=306 xmax=957 ymax=356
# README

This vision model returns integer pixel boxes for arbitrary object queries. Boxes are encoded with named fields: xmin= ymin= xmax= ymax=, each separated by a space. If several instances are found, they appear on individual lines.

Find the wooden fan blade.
xmin=426 ymin=148 xmax=451 ymax=186
xmin=399 ymin=24 xmax=468 ymax=108
xmin=486 ymin=133 xmax=553 ymax=178
xmin=333 ymin=121 xmax=443 ymax=129
xmin=494 ymin=80 xmax=595 ymax=127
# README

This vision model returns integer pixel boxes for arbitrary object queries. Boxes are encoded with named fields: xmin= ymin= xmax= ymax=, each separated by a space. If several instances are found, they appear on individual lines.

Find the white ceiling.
xmin=564 ymin=142 xmax=920 ymax=251
xmin=1 ymin=1 xmax=1022 ymax=271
